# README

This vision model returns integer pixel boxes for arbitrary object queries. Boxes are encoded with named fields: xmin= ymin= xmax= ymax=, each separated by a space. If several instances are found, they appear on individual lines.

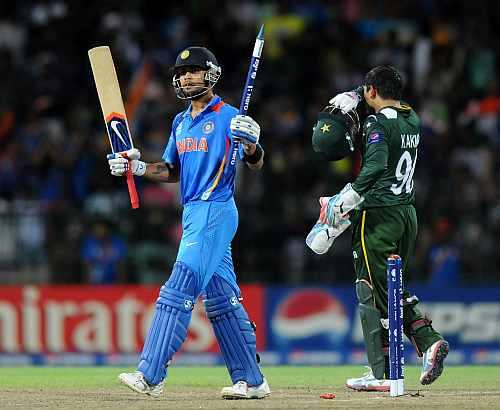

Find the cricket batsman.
xmin=308 ymin=65 xmax=449 ymax=391
xmin=108 ymin=46 xmax=270 ymax=399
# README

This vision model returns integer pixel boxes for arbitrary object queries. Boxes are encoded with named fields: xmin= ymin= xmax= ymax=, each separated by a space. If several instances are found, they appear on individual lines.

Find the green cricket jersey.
xmin=352 ymin=104 xmax=420 ymax=208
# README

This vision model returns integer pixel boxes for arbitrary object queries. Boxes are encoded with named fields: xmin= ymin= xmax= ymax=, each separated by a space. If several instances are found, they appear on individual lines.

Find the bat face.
xmin=88 ymin=46 xmax=135 ymax=153
xmin=89 ymin=46 xmax=139 ymax=209
xmin=105 ymin=112 xmax=133 ymax=153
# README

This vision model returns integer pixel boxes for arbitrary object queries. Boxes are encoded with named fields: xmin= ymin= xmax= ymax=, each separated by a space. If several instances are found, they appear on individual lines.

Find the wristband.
xmin=135 ymin=160 xmax=146 ymax=176
xmin=244 ymin=144 xmax=263 ymax=164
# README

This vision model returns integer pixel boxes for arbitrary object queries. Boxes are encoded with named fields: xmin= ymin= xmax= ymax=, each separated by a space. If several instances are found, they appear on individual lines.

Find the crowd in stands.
xmin=1 ymin=0 xmax=499 ymax=285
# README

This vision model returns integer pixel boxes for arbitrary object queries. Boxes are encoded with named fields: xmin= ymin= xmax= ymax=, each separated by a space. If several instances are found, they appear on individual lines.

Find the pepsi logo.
xmin=271 ymin=289 xmax=349 ymax=345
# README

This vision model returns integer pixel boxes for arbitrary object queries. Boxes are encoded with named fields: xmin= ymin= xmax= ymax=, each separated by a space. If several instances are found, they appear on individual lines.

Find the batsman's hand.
xmin=107 ymin=148 xmax=146 ymax=177
xmin=329 ymin=91 xmax=361 ymax=114
xmin=230 ymin=115 xmax=260 ymax=145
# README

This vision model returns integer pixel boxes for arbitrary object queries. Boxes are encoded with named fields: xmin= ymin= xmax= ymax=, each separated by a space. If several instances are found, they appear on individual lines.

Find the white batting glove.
xmin=329 ymin=91 xmax=361 ymax=114
xmin=230 ymin=115 xmax=260 ymax=144
xmin=107 ymin=148 xmax=146 ymax=177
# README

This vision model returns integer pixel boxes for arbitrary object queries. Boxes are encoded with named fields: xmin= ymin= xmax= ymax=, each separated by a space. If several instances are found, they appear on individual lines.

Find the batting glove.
xmin=230 ymin=115 xmax=260 ymax=144
xmin=107 ymin=148 xmax=146 ymax=177
xmin=329 ymin=91 xmax=361 ymax=114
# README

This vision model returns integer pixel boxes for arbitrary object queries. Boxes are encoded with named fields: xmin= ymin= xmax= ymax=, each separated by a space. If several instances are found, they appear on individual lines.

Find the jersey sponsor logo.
xmin=202 ymin=121 xmax=215 ymax=134
xmin=368 ymin=131 xmax=383 ymax=144
xmin=176 ymin=137 xmax=208 ymax=154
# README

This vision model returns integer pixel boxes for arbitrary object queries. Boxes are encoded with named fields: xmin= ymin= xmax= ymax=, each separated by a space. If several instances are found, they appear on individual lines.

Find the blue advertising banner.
xmin=265 ymin=286 xmax=500 ymax=365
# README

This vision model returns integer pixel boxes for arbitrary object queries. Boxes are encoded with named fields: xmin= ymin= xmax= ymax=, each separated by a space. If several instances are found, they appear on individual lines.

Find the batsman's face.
xmin=178 ymin=66 xmax=206 ymax=92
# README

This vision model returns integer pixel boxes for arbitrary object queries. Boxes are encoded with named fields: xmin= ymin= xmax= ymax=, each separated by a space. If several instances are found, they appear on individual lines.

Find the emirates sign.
xmin=0 ymin=285 xmax=265 ymax=353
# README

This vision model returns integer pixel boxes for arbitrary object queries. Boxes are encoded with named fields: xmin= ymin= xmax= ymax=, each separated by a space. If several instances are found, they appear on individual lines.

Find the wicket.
xmin=387 ymin=255 xmax=404 ymax=397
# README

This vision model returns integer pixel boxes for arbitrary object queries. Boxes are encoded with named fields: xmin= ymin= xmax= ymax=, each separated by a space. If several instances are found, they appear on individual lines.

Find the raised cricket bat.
xmin=88 ymin=46 xmax=139 ymax=209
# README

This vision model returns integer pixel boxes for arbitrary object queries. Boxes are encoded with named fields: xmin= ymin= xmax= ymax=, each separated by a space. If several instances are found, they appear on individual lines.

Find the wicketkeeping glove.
xmin=107 ymin=148 xmax=146 ymax=177
xmin=306 ymin=196 xmax=352 ymax=254
xmin=230 ymin=114 xmax=260 ymax=144
xmin=321 ymin=183 xmax=364 ymax=226
xmin=329 ymin=91 xmax=361 ymax=114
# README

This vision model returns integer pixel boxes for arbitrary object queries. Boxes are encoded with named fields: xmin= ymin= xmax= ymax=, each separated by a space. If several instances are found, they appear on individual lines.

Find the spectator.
xmin=81 ymin=219 xmax=127 ymax=284
xmin=0 ymin=1 xmax=500 ymax=284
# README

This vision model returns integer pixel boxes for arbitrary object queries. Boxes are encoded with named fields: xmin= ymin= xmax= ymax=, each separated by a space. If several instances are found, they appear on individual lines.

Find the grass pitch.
xmin=1 ymin=366 xmax=499 ymax=409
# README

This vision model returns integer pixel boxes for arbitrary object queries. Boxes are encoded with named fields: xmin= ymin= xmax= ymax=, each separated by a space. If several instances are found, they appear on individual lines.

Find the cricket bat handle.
xmin=126 ymin=162 xmax=140 ymax=209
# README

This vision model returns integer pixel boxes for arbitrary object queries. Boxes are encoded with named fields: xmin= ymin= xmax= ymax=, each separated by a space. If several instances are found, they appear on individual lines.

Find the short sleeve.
xmin=162 ymin=116 xmax=181 ymax=164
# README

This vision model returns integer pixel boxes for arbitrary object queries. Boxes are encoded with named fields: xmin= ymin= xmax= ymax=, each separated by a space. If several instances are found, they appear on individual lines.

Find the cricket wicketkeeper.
xmin=308 ymin=65 xmax=449 ymax=391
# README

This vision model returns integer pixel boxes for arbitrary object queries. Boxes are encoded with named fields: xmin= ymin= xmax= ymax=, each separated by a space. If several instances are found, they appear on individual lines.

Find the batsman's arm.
xmin=243 ymin=143 xmax=264 ymax=170
xmin=144 ymin=162 xmax=179 ymax=183
xmin=108 ymin=150 xmax=179 ymax=183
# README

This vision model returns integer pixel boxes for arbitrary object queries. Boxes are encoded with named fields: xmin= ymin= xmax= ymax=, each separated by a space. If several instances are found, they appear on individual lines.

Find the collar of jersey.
xmin=181 ymin=95 xmax=222 ymax=119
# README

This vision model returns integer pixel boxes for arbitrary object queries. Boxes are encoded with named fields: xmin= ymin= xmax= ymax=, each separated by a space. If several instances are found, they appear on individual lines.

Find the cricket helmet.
xmin=172 ymin=46 xmax=221 ymax=99
xmin=311 ymin=104 xmax=360 ymax=161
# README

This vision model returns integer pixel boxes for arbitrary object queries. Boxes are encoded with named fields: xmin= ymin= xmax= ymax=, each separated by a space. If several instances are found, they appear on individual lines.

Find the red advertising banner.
xmin=0 ymin=285 xmax=265 ymax=354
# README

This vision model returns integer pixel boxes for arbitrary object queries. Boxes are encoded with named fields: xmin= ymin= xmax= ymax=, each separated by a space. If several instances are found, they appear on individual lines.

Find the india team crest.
xmin=202 ymin=121 xmax=215 ymax=134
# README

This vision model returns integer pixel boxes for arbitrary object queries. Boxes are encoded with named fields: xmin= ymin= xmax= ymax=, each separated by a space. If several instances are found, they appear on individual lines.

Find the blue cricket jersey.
xmin=162 ymin=95 xmax=245 ymax=205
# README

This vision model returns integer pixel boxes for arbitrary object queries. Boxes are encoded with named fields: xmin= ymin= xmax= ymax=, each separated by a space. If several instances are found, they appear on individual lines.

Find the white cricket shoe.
xmin=346 ymin=367 xmax=390 ymax=392
xmin=221 ymin=378 xmax=271 ymax=399
xmin=420 ymin=339 xmax=449 ymax=385
xmin=118 ymin=371 xmax=164 ymax=398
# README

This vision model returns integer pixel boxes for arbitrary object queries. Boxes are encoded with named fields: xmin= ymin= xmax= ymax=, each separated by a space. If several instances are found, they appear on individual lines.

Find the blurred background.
xmin=0 ymin=0 xmax=500 ymax=365
xmin=2 ymin=0 xmax=500 ymax=286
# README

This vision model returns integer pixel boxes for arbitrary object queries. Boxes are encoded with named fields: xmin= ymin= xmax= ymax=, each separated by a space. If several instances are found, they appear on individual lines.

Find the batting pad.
xmin=138 ymin=262 xmax=198 ymax=385
xmin=204 ymin=275 xmax=263 ymax=386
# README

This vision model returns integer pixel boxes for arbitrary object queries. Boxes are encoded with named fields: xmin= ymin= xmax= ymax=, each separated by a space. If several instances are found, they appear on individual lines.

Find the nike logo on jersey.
xmin=177 ymin=137 xmax=208 ymax=154
xmin=186 ymin=241 xmax=198 ymax=247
